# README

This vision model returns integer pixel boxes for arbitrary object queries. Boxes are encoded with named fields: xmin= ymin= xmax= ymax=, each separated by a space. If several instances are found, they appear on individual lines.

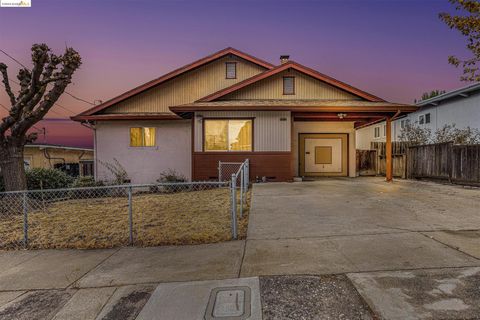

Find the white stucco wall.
xmin=293 ymin=121 xmax=356 ymax=177
xmin=95 ymin=120 xmax=191 ymax=184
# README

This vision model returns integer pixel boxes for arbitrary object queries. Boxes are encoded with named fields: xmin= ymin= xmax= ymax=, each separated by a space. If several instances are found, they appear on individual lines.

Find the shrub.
xmin=155 ymin=169 xmax=187 ymax=193
xmin=99 ymin=158 xmax=130 ymax=184
xmin=157 ymin=169 xmax=187 ymax=183
xmin=71 ymin=176 xmax=104 ymax=188
xmin=398 ymin=121 xmax=432 ymax=145
xmin=26 ymin=168 xmax=74 ymax=190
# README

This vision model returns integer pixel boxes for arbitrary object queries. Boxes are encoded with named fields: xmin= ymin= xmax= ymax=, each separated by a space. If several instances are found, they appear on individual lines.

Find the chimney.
xmin=280 ymin=55 xmax=290 ymax=64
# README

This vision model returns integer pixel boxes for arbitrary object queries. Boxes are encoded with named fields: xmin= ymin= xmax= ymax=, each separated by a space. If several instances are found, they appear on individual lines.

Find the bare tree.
xmin=433 ymin=123 xmax=480 ymax=144
xmin=398 ymin=121 xmax=432 ymax=145
xmin=0 ymin=44 xmax=81 ymax=191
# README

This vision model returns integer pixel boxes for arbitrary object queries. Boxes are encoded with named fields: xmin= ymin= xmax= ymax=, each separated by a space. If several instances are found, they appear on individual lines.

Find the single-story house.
xmin=72 ymin=47 xmax=416 ymax=183
xmin=356 ymin=82 xmax=480 ymax=149
xmin=23 ymin=143 xmax=94 ymax=176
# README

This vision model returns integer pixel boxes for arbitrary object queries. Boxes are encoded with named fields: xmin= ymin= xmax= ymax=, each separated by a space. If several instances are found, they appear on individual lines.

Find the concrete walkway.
xmin=0 ymin=177 xmax=479 ymax=319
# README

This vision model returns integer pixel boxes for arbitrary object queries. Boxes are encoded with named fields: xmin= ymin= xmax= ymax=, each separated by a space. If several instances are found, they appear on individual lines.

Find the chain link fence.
xmin=0 ymin=181 xmax=247 ymax=250
xmin=0 ymin=159 xmax=251 ymax=250
xmin=218 ymin=161 xmax=243 ymax=183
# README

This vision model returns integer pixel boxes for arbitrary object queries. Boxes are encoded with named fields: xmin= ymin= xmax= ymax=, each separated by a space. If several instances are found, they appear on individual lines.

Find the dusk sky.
xmin=0 ymin=0 xmax=471 ymax=148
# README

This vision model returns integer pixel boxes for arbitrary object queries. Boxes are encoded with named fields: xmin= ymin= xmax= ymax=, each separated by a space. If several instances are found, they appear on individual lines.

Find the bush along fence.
xmin=0 ymin=159 xmax=250 ymax=250
xmin=357 ymin=142 xmax=480 ymax=186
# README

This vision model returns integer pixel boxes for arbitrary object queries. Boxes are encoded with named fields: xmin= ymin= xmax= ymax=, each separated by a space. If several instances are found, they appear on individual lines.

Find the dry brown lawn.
xmin=0 ymin=188 xmax=250 ymax=250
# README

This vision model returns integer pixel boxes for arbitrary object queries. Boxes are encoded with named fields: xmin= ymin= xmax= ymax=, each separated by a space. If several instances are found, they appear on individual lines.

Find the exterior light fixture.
xmin=337 ymin=113 xmax=347 ymax=119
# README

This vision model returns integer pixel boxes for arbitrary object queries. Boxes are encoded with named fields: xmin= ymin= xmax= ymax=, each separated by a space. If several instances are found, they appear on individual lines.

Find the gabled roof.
xmin=72 ymin=47 xmax=274 ymax=121
xmin=416 ymin=82 xmax=480 ymax=107
xmin=197 ymin=61 xmax=385 ymax=102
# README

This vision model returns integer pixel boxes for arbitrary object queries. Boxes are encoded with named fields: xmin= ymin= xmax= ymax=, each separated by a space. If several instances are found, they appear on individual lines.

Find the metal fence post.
xmin=240 ymin=167 xmax=244 ymax=218
xmin=22 ymin=191 xmax=28 ymax=248
xmin=230 ymin=174 xmax=238 ymax=240
xmin=218 ymin=161 xmax=222 ymax=182
xmin=128 ymin=186 xmax=133 ymax=245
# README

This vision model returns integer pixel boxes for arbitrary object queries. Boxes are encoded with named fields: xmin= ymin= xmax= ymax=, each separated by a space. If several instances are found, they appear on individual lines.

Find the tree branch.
xmin=0 ymin=63 xmax=16 ymax=106
xmin=12 ymin=46 xmax=81 ymax=136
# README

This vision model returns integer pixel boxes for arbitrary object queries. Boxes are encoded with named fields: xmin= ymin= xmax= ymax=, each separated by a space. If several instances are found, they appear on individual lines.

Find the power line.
xmin=0 ymin=48 xmax=95 ymax=106
xmin=0 ymin=49 xmax=28 ymax=69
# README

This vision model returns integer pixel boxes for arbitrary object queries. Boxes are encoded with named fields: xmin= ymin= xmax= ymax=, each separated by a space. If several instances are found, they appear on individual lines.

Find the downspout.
xmin=43 ymin=148 xmax=65 ymax=168
xmin=81 ymin=120 xmax=97 ymax=179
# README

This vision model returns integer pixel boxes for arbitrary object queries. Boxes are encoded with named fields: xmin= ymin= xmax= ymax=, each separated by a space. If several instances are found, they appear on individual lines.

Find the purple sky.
xmin=0 ymin=0 xmax=471 ymax=147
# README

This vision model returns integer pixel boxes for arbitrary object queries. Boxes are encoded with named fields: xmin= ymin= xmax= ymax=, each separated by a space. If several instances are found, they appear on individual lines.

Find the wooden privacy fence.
xmin=408 ymin=142 xmax=480 ymax=185
xmin=356 ymin=142 xmax=408 ymax=178
xmin=357 ymin=141 xmax=480 ymax=185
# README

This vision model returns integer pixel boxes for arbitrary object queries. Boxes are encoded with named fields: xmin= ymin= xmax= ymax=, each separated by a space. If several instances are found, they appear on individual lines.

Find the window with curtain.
xmin=204 ymin=119 xmax=252 ymax=152
xmin=130 ymin=127 xmax=156 ymax=147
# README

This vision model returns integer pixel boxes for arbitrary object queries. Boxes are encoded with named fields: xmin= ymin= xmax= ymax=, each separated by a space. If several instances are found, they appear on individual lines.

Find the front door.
xmin=299 ymin=133 xmax=348 ymax=176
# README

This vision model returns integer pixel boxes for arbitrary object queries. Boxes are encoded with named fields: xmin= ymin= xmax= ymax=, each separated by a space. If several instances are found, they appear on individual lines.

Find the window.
xmin=80 ymin=160 xmax=94 ymax=176
xmin=204 ymin=119 xmax=252 ymax=151
xmin=283 ymin=77 xmax=295 ymax=95
xmin=419 ymin=115 xmax=425 ymax=125
xmin=383 ymin=125 xmax=386 ymax=137
xmin=425 ymin=113 xmax=431 ymax=124
xmin=400 ymin=120 xmax=406 ymax=129
xmin=226 ymin=62 xmax=236 ymax=79
xmin=374 ymin=127 xmax=380 ymax=138
xmin=130 ymin=127 xmax=156 ymax=147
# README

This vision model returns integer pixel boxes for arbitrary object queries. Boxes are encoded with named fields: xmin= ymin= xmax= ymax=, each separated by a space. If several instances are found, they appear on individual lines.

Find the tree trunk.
xmin=0 ymin=143 xmax=27 ymax=191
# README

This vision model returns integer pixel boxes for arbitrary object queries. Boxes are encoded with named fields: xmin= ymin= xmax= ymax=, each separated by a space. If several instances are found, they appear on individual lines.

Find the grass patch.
xmin=0 ymin=188 xmax=250 ymax=250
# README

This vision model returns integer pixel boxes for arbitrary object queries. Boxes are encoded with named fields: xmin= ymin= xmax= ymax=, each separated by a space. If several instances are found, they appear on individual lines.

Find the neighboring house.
xmin=23 ymin=144 xmax=94 ymax=177
xmin=72 ymin=47 xmax=415 ymax=183
xmin=356 ymin=82 xmax=480 ymax=149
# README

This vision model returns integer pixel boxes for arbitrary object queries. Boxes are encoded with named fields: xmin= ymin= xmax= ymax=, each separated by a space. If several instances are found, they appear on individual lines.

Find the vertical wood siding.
xmin=103 ymin=56 xmax=266 ymax=114
xmin=220 ymin=70 xmax=360 ymax=100
xmin=194 ymin=111 xmax=291 ymax=152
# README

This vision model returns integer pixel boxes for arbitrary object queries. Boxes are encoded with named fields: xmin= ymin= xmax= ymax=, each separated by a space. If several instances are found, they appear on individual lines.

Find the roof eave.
xmin=416 ymin=82 xmax=480 ymax=107
xmin=169 ymin=104 xmax=417 ymax=114
xmin=71 ymin=114 xmax=182 ymax=122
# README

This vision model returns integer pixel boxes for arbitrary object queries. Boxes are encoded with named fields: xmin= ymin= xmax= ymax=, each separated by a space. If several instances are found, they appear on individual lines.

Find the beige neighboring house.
xmin=72 ymin=47 xmax=416 ymax=183
xmin=24 ymin=144 xmax=94 ymax=176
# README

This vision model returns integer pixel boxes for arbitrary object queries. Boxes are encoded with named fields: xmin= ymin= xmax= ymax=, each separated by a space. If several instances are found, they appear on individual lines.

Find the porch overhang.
xmin=169 ymin=99 xmax=417 ymax=126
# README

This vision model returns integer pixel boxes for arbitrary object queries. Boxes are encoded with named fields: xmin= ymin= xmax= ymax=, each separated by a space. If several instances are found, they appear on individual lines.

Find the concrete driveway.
xmin=1 ymin=177 xmax=480 ymax=319
xmin=241 ymin=177 xmax=480 ymax=276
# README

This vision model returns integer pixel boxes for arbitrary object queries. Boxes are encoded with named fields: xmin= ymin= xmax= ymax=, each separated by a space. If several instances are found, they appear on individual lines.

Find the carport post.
xmin=386 ymin=116 xmax=393 ymax=182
